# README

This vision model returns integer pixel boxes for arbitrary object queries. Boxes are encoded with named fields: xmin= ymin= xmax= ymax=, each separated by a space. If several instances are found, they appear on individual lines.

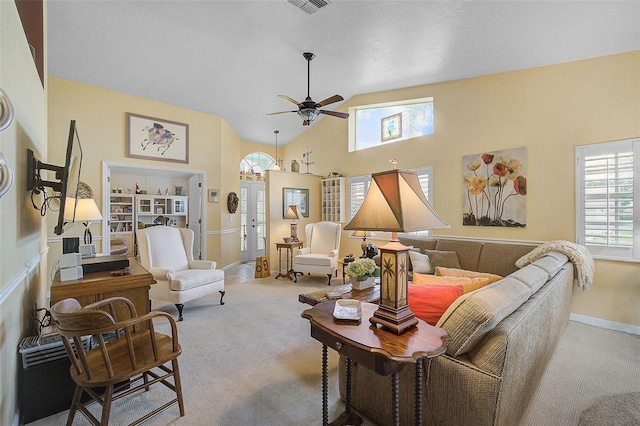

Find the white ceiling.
xmin=47 ymin=1 xmax=640 ymax=146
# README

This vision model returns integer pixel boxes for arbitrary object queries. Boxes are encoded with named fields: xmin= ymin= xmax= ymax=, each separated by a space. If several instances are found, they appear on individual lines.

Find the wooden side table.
xmin=302 ymin=302 xmax=448 ymax=426
xmin=337 ymin=258 xmax=355 ymax=284
xmin=275 ymin=241 xmax=304 ymax=281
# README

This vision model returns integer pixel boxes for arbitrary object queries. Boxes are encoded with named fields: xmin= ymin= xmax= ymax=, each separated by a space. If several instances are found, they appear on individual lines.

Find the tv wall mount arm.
xmin=27 ymin=148 xmax=64 ymax=194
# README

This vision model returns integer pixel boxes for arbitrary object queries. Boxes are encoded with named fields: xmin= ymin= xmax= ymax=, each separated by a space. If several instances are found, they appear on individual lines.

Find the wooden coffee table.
xmin=298 ymin=283 xmax=380 ymax=306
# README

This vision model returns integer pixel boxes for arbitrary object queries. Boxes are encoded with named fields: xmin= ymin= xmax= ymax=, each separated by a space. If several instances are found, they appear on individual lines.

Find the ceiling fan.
xmin=267 ymin=52 xmax=349 ymax=126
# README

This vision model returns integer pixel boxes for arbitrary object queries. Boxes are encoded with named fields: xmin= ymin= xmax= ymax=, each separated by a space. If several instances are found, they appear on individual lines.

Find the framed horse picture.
xmin=126 ymin=112 xmax=189 ymax=163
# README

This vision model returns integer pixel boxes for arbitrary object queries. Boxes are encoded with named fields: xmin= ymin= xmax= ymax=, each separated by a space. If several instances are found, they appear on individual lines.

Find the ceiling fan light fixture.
xmin=298 ymin=108 xmax=319 ymax=122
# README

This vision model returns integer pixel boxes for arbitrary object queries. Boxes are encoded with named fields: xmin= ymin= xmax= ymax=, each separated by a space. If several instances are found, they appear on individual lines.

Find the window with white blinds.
xmin=348 ymin=166 xmax=434 ymax=237
xmin=576 ymin=139 xmax=639 ymax=261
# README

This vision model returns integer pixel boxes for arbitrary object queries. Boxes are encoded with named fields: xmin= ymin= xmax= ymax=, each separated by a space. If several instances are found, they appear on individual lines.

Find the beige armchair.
xmin=295 ymin=221 xmax=342 ymax=285
xmin=136 ymin=226 xmax=225 ymax=321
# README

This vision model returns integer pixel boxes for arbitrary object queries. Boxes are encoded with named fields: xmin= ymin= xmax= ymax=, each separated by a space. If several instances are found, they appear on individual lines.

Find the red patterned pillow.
xmin=407 ymin=284 xmax=464 ymax=326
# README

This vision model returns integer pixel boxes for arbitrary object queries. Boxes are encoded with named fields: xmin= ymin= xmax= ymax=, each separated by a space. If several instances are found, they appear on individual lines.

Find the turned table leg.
xmin=322 ymin=345 xmax=328 ymax=426
xmin=415 ymin=357 xmax=424 ymax=426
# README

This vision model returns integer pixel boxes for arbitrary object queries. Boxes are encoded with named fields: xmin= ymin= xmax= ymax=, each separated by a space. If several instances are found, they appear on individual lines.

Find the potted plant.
xmin=345 ymin=258 xmax=380 ymax=290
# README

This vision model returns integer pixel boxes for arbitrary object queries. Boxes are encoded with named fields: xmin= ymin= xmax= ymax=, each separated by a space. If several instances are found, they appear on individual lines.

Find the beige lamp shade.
xmin=70 ymin=198 xmax=103 ymax=223
xmin=284 ymin=205 xmax=300 ymax=220
xmin=344 ymin=168 xmax=449 ymax=233
xmin=351 ymin=230 xmax=376 ymax=238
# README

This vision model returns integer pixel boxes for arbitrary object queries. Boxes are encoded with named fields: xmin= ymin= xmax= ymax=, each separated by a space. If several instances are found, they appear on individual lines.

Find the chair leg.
xmin=219 ymin=290 xmax=225 ymax=305
xmin=172 ymin=358 xmax=186 ymax=416
xmin=66 ymin=385 xmax=83 ymax=426
xmin=175 ymin=303 xmax=184 ymax=321
xmin=327 ymin=274 xmax=332 ymax=285
xmin=100 ymin=385 xmax=115 ymax=426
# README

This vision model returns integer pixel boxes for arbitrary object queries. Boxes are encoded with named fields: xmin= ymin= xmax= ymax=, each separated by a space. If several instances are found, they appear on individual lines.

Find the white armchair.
xmin=295 ymin=221 xmax=342 ymax=285
xmin=136 ymin=226 xmax=225 ymax=321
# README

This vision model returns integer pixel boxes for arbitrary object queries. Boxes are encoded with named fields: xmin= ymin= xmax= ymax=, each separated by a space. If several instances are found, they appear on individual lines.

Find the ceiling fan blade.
xmin=320 ymin=110 xmax=349 ymax=119
xmin=266 ymin=110 xmax=296 ymax=116
xmin=316 ymin=94 xmax=344 ymax=107
xmin=278 ymin=95 xmax=302 ymax=106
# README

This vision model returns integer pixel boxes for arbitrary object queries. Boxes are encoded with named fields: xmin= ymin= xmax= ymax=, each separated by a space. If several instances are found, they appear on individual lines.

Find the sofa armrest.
xmin=329 ymin=249 xmax=339 ymax=258
xmin=298 ymin=247 xmax=311 ymax=255
xmin=189 ymin=260 xmax=216 ymax=270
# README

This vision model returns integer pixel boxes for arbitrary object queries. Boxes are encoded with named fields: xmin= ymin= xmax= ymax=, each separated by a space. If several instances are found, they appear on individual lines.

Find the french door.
xmin=240 ymin=181 xmax=266 ymax=262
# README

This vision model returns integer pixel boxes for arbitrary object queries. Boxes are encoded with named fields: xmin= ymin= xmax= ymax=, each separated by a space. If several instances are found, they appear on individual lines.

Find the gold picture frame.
xmin=381 ymin=113 xmax=402 ymax=141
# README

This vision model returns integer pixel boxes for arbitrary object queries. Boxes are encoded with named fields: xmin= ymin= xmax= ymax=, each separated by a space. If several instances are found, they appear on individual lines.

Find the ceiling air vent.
xmin=287 ymin=0 xmax=331 ymax=14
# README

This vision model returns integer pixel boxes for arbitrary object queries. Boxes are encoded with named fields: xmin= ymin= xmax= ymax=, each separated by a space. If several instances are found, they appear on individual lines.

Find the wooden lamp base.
xmin=369 ymin=304 xmax=418 ymax=334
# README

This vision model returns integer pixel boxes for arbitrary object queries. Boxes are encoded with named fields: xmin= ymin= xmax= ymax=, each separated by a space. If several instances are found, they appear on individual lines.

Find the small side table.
xmin=275 ymin=241 xmax=304 ymax=281
xmin=337 ymin=258 xmax=355 ymax=284
xmin=302 ymin=302 xmax=448 ymax=426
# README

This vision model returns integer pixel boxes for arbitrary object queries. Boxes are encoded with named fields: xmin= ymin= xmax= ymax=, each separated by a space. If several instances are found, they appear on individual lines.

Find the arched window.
xmin=240 ymin=152 xmax=277 ymax=175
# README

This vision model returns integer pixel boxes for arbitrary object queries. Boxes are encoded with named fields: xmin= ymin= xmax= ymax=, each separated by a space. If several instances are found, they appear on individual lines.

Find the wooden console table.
xmin=50 ymin=258 xmax=156 ymax=317
xmin=275 ymin=241 xmax=304 ymax=281
xmin=302 ymin=302 xmax=448 ymax=426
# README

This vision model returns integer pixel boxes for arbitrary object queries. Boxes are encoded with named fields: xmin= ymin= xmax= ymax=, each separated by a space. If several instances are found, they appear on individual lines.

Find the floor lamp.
xmin=344 ymin=162 xmax=450 ymax=334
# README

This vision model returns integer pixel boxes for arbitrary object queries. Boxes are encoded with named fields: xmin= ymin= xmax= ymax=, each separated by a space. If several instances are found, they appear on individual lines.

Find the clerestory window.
xmin=348 ymin=97 xmax=434 ymax=152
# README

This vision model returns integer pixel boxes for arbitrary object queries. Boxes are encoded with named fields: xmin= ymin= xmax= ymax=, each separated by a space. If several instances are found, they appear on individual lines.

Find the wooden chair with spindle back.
xmin=51 ymin=297 xmax=185 ymax=425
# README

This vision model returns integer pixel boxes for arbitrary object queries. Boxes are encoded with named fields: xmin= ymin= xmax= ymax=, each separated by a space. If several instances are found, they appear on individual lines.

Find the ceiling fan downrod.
xmin=303 ymin=52 xmax=315 ymax=100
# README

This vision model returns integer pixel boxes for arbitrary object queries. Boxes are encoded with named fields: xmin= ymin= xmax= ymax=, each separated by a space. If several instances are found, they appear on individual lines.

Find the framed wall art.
xmin=283 ymin=187 xmax=309 ymax=218
xmin=381 ymin=113 xmax=402 ymax=141
xmin=208 ymin=189 xmax=219 ymax=203
xmin=463 ymin=146 xmax=527 ymax=227
xmin=126 ymin=112 xmax=189 ymax=164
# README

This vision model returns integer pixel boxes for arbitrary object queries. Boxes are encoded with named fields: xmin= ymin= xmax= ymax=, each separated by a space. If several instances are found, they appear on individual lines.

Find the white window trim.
xmin=575 ymin=138 xmax=640 ymax=262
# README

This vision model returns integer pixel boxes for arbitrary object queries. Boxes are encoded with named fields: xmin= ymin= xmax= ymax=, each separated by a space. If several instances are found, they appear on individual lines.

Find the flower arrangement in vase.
xmin=345 ymin=258 xmax=380 ymax=290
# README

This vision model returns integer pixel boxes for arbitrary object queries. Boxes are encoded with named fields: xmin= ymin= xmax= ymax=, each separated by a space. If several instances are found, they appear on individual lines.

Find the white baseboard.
xmin=570 ymin=313 xmax=640 ymax=335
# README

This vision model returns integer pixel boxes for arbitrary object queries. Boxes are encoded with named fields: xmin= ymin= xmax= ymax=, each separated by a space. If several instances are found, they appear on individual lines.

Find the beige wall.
xmin=0 ymin=2 xmax=49 ymax=424
xmin=285 ymin=51 xmax=640 ymax=326
xmin=46 ymin=77 xmax=243 ymax=271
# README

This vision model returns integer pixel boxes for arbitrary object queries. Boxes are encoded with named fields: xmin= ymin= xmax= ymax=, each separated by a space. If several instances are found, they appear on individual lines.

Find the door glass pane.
xmin=256 ymin=187 xmax=266 ymax=251
xmin=240 ymin=186 xmax=248 ymax=252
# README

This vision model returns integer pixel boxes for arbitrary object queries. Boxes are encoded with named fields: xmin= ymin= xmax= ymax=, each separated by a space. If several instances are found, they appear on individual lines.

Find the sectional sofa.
xmin=342 ymin=236 xmax=576 ymax=425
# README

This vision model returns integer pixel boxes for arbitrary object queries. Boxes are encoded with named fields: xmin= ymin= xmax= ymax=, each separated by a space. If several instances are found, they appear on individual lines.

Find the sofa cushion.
xmin=477 ymin=242 xmax=536 ymax=276
xmin=434 ymin=266 xmax=503 ymax=284
xmin=434 ymin=240 xmax=483 ymax=271
xmin=424 ymin=249 xmax=461 ymax=270
xmin=531 ymin=253 xmax=568 ymax=279
xmin=509 ymin=264 xmax=550 ymax=294
xmin=408 ymin=284 xmax=464 ymax=326
xmin=437 ymin=277 xmax=532 ymax=356
xmin=413 ymin=273 xmax=490 ymax=293
xmin=409 ymin=250 xmax=433 ymax=274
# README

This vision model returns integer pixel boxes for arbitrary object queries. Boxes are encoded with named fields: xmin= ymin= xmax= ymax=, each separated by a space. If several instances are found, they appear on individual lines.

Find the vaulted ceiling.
xmin=47 ymin=1 xmax=640 ymax=146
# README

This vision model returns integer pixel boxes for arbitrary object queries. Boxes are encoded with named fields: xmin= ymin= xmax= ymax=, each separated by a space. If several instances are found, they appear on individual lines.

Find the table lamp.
xmin=352 ymin=230 xmax=376 ymax=258
xmin=284 ymin=205 xmax=301 ymax=242
xmin=344 ymin=161 xmax=450 ymax=334
xmin=66 ymin=198 xmax=103 ymax=245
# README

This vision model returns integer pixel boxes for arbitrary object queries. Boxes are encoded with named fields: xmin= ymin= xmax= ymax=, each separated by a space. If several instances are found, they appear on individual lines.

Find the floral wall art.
xmin=463 ymin=147 xmax=527 ymax=227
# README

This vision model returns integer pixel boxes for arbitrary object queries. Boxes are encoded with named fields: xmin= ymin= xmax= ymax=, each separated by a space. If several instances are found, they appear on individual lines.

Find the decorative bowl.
xmin=283 ymin=237 xmax=292 ymax=243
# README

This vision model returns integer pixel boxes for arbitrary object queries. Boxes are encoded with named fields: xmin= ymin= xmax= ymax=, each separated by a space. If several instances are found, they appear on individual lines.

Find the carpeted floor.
xmin=29 ymin=273 xmax=640 ymax=425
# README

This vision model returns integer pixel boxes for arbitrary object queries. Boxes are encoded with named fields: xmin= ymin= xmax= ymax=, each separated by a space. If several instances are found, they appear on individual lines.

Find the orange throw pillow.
xmin=407 ymin=284 xmax=464 ymax=326
xmin=434 ymin=266 xmax=503 ymax=284
xmin=413 ymin=273 xmax=490 ymax=293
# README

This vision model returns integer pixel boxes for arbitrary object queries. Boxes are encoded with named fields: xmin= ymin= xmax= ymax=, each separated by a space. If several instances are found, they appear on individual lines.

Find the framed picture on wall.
xmin=283 ymin=187 xmax=309 ymax=218
xmin=208 ymin=189 xmax=219 ymax=203
xmin=381 ymin=113 xmax=402 ymax=141
xmin=125 ymin=112 xmax=189 ymax=163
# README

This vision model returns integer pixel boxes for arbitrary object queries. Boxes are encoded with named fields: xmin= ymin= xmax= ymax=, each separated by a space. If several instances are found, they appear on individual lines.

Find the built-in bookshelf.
xmin=321 ymin=177 xmax=345 ymax=223
xmin=136 ymin=195 xmax=188 ymax=228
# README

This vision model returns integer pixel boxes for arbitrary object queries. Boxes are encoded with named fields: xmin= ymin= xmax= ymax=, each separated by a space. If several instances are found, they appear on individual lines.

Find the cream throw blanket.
xmin=515 ymin=240 xmax=595 ymax=291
